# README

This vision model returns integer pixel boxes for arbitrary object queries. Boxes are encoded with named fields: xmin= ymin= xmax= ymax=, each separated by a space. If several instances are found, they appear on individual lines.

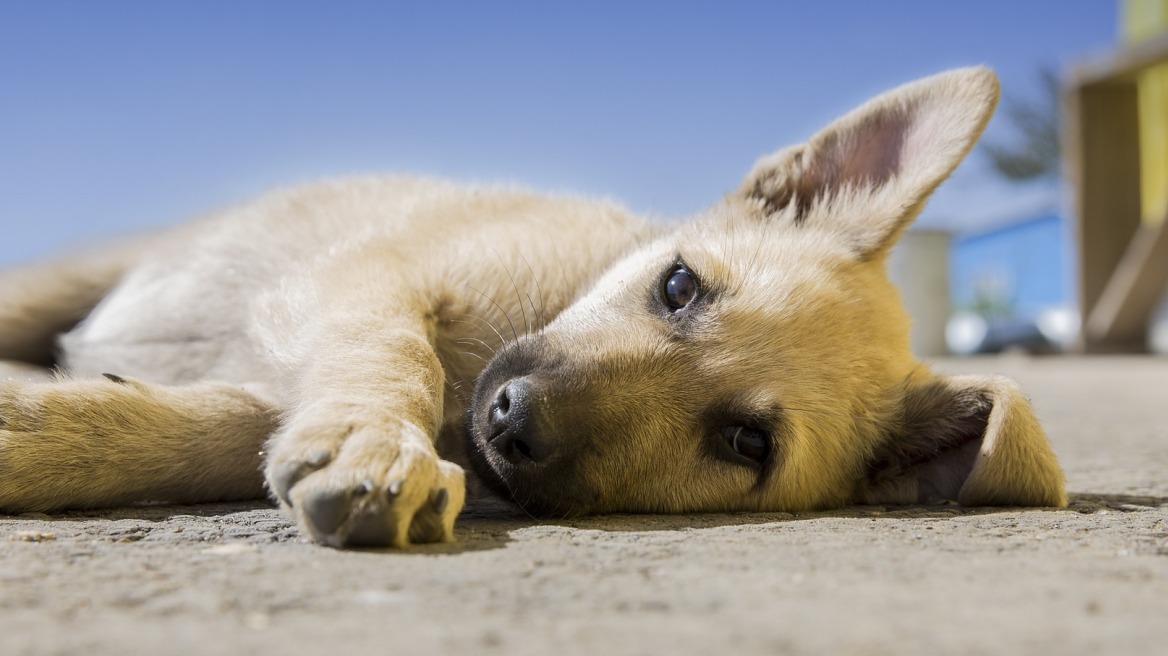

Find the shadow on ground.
xmin=426 ymin=490 xmax=1168 ymax=554
xmin=4 ymin=492 xmax=1164 ymax=556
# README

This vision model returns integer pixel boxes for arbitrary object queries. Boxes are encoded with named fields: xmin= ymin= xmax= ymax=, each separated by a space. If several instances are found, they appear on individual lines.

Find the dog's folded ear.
xmin=737 ymin=67 xmax=1000 ymax=259
xmin=858 ymin=374 xmax=1067 ymax=508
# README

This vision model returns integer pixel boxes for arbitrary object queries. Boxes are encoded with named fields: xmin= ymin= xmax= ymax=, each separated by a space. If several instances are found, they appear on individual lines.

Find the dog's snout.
xmin=487 ymin=378 xmax=530 ymax=439
xmin=488 ymin=382 xmax=513 ymax=433
xmin=486 ymin=378 xmax=555 ymax=464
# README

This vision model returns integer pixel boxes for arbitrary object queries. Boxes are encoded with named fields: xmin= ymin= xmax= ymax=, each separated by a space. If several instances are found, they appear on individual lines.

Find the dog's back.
xmin=18 ymin=177 xmax=645 ymax=389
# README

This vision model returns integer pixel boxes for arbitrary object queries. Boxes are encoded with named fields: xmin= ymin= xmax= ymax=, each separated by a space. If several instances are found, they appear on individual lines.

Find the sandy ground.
xmin=1 ymin=355 xmax=1166 ymax=655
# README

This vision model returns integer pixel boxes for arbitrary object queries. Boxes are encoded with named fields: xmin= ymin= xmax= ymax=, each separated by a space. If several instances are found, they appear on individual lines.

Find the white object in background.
xmin=888 ymin=230 xmax=952 ymax=357
xmin=1036 ymin=306 xmax=1080 ymax=350
xmin=1150 ymin=292 xmax=1168 ymax=355
xmin=946 ymin=312 xmax=989 ymax=355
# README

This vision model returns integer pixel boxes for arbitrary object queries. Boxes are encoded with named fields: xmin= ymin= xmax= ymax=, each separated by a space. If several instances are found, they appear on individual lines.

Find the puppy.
xmin=0 ymin=68 xmax=1066 ymax=547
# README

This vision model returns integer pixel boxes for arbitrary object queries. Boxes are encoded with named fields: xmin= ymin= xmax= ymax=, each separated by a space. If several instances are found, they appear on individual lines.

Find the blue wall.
xmin=950 ymin=213 xmax=1074 ymax=318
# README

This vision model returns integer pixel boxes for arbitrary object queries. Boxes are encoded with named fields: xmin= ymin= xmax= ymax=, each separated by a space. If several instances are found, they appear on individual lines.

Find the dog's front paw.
xmin=265 ymin=414 xmax=465 ymax=548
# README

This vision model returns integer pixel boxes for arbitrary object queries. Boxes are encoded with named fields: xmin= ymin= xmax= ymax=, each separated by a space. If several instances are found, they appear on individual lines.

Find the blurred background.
xmin=1 ymin=1 xmax=1165 ymax=355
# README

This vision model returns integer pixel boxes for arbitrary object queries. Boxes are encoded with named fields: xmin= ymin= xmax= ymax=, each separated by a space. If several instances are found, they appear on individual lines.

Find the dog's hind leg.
xmin=0 ymin=375 xmax=278 ymax=513
xmin=0 ymin=231 xmax=162 ymax=367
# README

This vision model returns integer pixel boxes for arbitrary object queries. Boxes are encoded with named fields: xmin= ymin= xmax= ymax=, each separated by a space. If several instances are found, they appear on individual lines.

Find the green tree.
xmin=982 ymin=69 xmax=1061 ymax=181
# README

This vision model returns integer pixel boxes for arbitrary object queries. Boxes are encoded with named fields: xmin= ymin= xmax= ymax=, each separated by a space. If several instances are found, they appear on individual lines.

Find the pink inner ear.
xmin=805 ymin=107 xmax=912 ymax=195
xmin=741 ymin=68 xmax=1000 ymax=258
xmin=805 ymin=88 xmax=967 ymax=204
xmin=838 ymin=110 xmax=911 ymax=187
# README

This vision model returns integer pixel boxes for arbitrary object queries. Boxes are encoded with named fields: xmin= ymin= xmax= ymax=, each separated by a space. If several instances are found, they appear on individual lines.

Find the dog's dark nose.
xmin=487 ymin=378 xmax=555 ymax=464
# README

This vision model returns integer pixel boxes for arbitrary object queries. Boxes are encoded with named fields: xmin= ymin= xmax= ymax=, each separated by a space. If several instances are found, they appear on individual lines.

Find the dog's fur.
xmin=0 ymin=68 xmax=1066 ymax=547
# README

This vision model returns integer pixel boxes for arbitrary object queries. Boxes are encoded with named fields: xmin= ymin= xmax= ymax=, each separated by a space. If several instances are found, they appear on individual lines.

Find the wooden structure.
xmin=1066 ymin=31 xmax=1168 ymax=352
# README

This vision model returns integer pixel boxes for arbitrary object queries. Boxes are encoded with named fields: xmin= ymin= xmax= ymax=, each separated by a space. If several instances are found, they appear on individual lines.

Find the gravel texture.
xmin=2 ymin=356 xmax=1166 ymax=655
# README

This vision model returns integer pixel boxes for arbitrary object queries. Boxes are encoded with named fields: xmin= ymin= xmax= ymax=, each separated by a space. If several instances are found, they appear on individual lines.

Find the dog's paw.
xmin=265 ymin=414 xmax=465 ymax=548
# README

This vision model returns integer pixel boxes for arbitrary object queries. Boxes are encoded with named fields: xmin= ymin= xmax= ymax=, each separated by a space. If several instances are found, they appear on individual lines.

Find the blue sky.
xmin=1 ymin=1 xmax=1116 ymax=266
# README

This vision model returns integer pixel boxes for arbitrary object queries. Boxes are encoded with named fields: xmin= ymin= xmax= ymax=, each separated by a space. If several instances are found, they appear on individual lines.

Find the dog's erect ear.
xmin=858 ymin=374 xmax=1067 ymax=508
xmin=737 ymin=67 xmax=999 ymax=258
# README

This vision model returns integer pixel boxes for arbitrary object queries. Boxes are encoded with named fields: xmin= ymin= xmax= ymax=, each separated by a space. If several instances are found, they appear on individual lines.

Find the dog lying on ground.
xmin=0 ymin=68 xmax=1066 ymax=547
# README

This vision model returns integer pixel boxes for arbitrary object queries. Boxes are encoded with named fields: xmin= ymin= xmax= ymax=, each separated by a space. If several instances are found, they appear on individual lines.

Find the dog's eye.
xmin=663 ymin=268 xmax=697 ymax=310
xmin=721 ymin=426 xmax=769 ymax=463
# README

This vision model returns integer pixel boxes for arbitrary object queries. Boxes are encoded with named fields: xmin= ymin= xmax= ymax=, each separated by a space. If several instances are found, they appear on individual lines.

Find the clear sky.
xmin=0 ymin=1 xmax=1117 ymax=266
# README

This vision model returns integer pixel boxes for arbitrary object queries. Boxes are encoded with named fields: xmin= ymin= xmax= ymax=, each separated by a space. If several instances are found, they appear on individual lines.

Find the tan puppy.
xmin=0 ymin=68 xmax=1066 ymax=548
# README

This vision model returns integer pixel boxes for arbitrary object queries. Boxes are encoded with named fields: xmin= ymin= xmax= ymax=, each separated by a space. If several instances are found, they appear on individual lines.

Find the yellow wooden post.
xmin=1124 ymin=0 xmax=1168 ymax=225
xmin=1067 ymin=3 xmax=1168 ymax=350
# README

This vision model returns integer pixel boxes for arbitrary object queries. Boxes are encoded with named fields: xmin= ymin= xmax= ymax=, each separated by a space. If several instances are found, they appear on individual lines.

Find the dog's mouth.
xmin=462 ymin=343 xmax=602 ymax=517
xmin=462 ymin=406 xmax=598 ymax=518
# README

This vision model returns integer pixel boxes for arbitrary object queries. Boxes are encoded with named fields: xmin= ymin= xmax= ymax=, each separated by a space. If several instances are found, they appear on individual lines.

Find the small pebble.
xmin=13 ymin=531 xmax=55 ymax=542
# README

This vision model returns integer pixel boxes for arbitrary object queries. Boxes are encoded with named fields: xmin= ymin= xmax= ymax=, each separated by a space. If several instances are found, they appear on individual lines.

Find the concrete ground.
xmin=1 ymin=356 xmax=1166 ymax=655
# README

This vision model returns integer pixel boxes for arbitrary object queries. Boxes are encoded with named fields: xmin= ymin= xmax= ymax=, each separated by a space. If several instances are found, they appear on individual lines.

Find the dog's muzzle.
xmin=485 ymin=377 xmax=557 ymax=464
xmin=465 ymin=340 xmax=601 ymax=516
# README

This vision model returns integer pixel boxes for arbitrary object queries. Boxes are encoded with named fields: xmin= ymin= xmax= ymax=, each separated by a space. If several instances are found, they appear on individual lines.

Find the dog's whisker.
xmin=455 ymin=336 xmax=497 ymax=356
xmin=446 ymin=319 xmax=497 ymax=354
xmin=503 ymin=482 xmax=540 ymax=521
xmin=465 ymin=288 xmax=520 ymax=343
xmin=523 ymin=292 xmax=540 ymax=330
xmin=516 ymin=250 xmax=547 ymax=328
xmin=469 ymin=283 xmax=520 ymax=338
xmin=457 ymin=350 xmax=491 ymax=366
xmin=557 ymin=504 xmax=576 ymax=522
xmin=491 ymin=249 xmax=530 ymax=337
xmin=449 ymin=314 xmax=509 ymax=351
xmin=448 ymin=377 xmax=477 ymax=405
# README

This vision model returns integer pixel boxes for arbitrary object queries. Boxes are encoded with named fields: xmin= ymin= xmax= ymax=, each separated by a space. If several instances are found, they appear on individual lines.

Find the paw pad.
xmin=302 ymin=486 xmax=350 ymax=535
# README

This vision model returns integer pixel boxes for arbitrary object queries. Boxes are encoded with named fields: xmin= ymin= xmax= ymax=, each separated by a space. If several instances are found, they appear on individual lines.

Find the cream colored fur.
xmin=0 ymin=68 xmax=1066 ymax=548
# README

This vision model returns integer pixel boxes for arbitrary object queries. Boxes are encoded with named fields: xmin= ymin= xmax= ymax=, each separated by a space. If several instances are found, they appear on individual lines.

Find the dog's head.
xmin=466 ymin=68 xmax=1066 ymax=516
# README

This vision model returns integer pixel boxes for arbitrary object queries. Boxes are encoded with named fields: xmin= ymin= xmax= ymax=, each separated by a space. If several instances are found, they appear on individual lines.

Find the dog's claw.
xmin=267 ymin=419 xmax=465 ymax=547
xmin=270 ymin=461 xmax=303 ymax=505
xmin=270 ymin=451 xmax=333 ymax=506
xmin=431 ymin=488 xmax=449 ymax=514
xmin=101 ymin=373 xmax=128 ymax=385
xmin=302 ymin=487 xmax=349 ymax=537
